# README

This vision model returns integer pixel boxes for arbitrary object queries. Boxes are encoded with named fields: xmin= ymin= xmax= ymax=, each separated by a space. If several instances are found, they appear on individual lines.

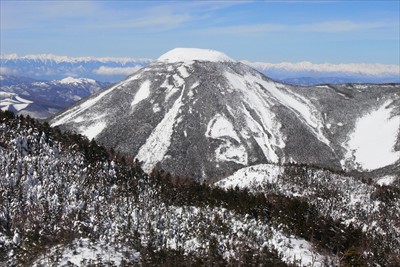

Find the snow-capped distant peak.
xmin=158 ymin=48 xmax=234 ymax=63
xmin=58 ymin=77 xmax=96 ymax=85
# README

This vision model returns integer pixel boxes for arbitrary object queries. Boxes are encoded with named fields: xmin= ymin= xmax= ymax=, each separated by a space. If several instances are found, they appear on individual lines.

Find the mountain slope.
xmin=50 ymin=48 xmax=400 ymax=182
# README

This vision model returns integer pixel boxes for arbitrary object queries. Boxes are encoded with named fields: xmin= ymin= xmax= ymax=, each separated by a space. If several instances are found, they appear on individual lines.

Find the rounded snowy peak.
xmin=58 ymin=77 xmax=96 ymax=85
xmin=158 ymin=48 xmax=234 ymax=63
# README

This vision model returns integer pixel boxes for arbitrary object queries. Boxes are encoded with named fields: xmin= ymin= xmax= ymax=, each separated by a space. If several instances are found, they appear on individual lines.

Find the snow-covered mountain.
xmin=1 ymin=75 xmax=109 ymax=119
xmin=50 ymin=48 xmax=400 ymax=182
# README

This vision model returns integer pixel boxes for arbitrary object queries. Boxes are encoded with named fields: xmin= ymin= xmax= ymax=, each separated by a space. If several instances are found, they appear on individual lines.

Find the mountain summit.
xmin=50 ymin=48 xmax=400 ymax=182
xmin=158 ymin=48 xmax=234 ymax=63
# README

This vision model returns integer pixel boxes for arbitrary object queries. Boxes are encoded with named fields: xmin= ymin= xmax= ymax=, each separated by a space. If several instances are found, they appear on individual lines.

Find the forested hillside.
xmin=0 ymin=110 xmax=399 ymax=266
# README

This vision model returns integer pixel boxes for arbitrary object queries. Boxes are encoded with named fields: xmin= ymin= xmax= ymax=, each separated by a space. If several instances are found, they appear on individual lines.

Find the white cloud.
xmin=107 ymin=13 xmax=191 ymax=30
xmin=199 ymin=20 xmax=391 ymax=35
xmin=297 ymin=21 xmax=387 ymax=32
xmin=0 ymin=1 xmax=99 ymax=30
xmin=199 ymin=24 xmax=285 ymax=35
xmin=93 ymin=66 xmax=142 ymax=76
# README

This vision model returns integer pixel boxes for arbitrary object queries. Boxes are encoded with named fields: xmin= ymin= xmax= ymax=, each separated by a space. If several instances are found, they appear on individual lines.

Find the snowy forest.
xmin=0 ymin=109 xmax=399 ymax=266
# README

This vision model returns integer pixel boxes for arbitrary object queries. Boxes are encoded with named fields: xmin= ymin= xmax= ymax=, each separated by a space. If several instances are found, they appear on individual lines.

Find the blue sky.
xmin=1 ymin=1 xmax=399 ymax=64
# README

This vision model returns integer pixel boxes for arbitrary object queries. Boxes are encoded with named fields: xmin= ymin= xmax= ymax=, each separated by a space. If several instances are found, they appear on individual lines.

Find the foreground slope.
xmin=2 ymin=110 xmax=399 ymax=266
xmin=50 ymin=48 xmax=400 ymax=182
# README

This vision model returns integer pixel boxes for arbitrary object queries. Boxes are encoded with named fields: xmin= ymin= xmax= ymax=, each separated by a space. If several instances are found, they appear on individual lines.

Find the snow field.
xmin=344 ymin=101 xmax=400 ymax=170
xmin=32 ymin=238 xmax=140 ymax=266
xmin=80 ymin=121 xmax=107 ymax=140
xmin=136 ymin=84 xmax=186 ymax=172
xmin=131 ymin=80 xmax=151 ymax=108
xmin=206 ymin=114 xmax=240 ymax=142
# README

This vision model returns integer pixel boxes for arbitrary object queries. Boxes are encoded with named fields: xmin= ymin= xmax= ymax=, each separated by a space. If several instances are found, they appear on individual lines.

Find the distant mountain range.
xmin=1 ymin=54 xmax=151 ymax=82
xmin=0 ymin=75 xmax=109 ymax=119
xmin=1 ymin=53 xmax=399 ymax=84
xmin=278 ymin=76 xmax=399 ymax=86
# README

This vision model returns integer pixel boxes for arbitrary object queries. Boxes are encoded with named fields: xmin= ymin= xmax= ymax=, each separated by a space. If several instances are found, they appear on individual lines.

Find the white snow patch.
xmin=80 ymin=121 xmax=107 ymax=140
xmin=153 ymin=103 xmax=161 ymax=113
xmin=158 ymin=48 xmax=234 ymax=63
xmin=173 ymin=73 xmax=185 ymax=87
xmin=131 ymin=80 xmax=151 ymax=108
xmin=206 ymin=114 xmax=240 ymax=142
xmin=268 ymin=229 xmax=327 ymax=267
xmin=215 ymin=164 xmax=284 ymax=189
xmin=12 ymin=103 xmax=30 ymax=111
xmin=344 ymin=101 xmax=400 ymax=170
xmin=136 ymin=85 xmax=186 ymax=172
xmin=188 ymin=81 xmax=200 ymax=98
xmin=15 ymin=95 xmax=33 ymax=104
xmin=190 ymin=81 xmax=200 ymax=90
xmin=177 ymin=65 xmax=190 ymax=78
xmin=73 ymin=116 xmax=85 ymax=123
xmin=377 ymin=175 xmax=396 ymax=186
xmin=32 ymin=238 xmax=139 ymax=266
